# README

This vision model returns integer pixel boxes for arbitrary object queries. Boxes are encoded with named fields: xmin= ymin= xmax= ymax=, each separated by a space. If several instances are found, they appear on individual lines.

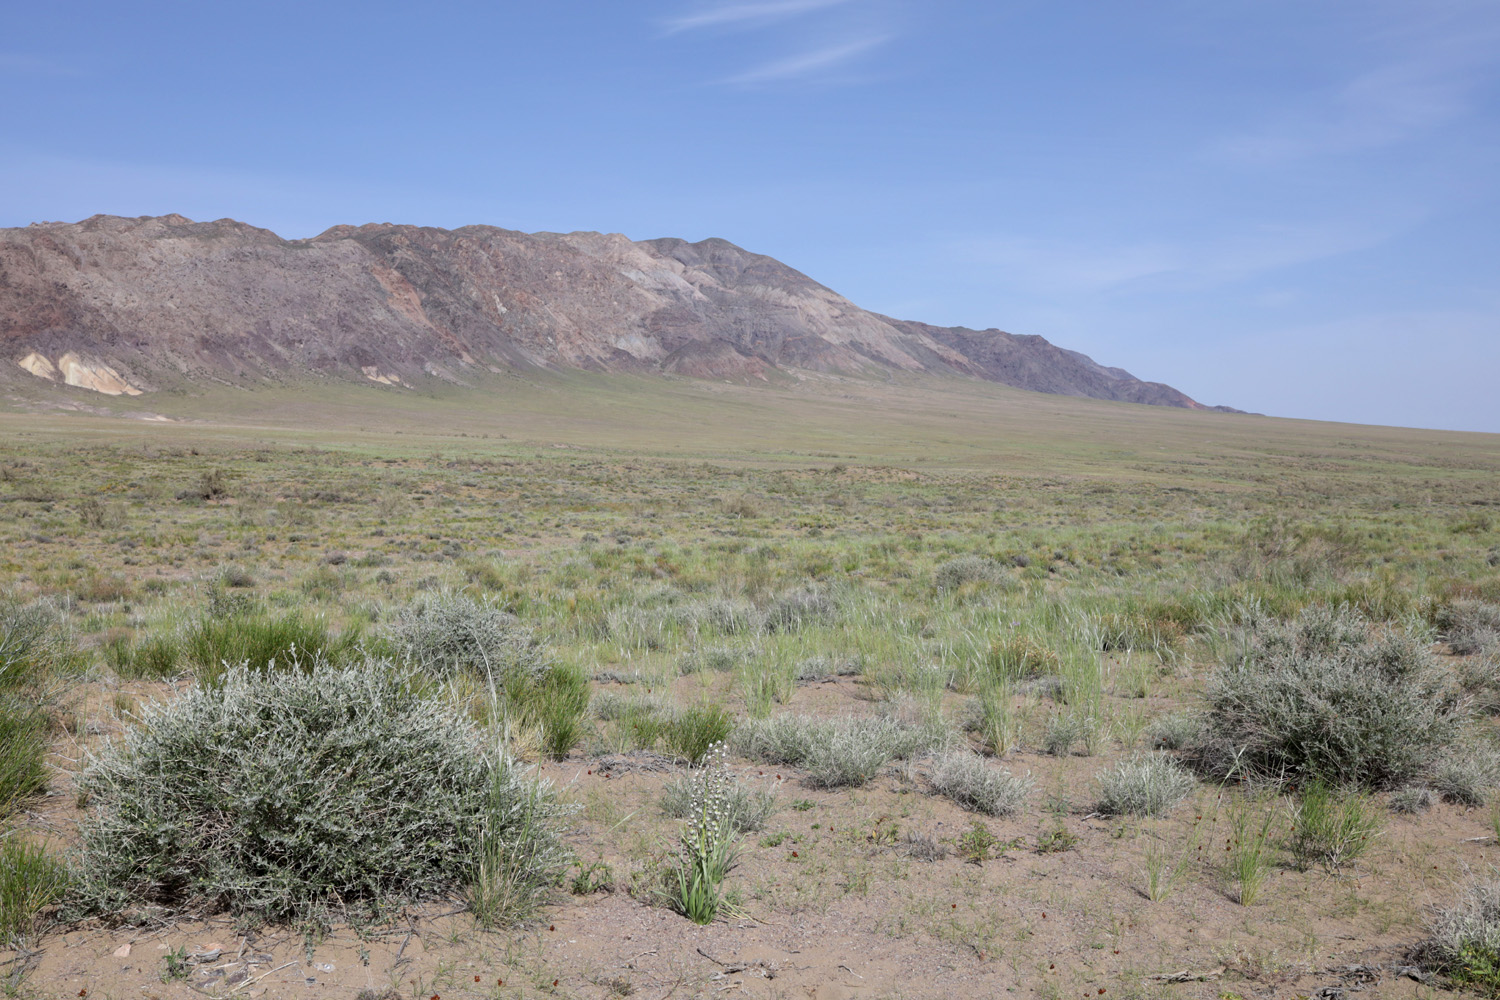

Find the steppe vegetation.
xmin=0 ymin=374 xmax=1498 ymax=999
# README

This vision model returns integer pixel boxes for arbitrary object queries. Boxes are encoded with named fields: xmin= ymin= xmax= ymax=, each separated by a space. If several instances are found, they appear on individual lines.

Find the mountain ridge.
xmin=0 ymin=213 xmax=1237 ymax=411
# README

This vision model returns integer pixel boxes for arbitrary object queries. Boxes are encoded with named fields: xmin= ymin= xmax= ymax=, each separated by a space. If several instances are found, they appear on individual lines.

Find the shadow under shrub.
xmin=70 ymin=661 xmax=569 ymax=926
xmin=1193 ymin=604 xmax=1466 ymax=788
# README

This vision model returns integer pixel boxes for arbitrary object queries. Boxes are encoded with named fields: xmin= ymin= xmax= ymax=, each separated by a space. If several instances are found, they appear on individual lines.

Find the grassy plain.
xmin=1 ymin=371 xmax=1498 ymax=1000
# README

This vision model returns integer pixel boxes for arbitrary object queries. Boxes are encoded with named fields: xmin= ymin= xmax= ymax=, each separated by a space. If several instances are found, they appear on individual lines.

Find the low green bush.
xmin=182 ymin=609 xmax=361 ymax=682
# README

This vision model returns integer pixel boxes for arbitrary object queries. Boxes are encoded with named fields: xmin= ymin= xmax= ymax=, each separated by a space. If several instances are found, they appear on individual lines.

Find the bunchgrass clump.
xmin=1096 ymin=753 xmax=1197 ymax=817
xmin=0 ymin=837 xmax=68 ymax=947
xmin=662 ymin=704 xmax=735 ymax=765
xmin=466 ymin=746 xmax=575 ymax=928
xmin=933 ymin=556 xmax=1012 ymax=593
xmin=762 ymin=587 xmax=836 ymax=634
xmin=0 ymin=701 xmax=50 ymax=819
xmin=1196 ymin=604 xmax=1465 ymax=788
xmin=1287 ymin=781 xmax=1381 ymax=871
xmin=928 ymin=751 xmax=1033 ymax=816
xmin=183 ymin=609 xmax=361 ymax=682
xmin=386 ymin=592 xmax=545 ymax=681
xmin=71 ymin=661 xmax=569 ymax=926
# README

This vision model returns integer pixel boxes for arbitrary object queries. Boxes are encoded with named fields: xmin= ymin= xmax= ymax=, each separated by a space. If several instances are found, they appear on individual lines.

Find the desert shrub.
xmin=1390 ymin=785 xmax=1436 ymax=815
xmin=1194 ymin=604 xmax=1465 ymax=788
xmin=1096 ymin=753 xmax=1197 ymax=817
xmin=928 ymin=752 xmax=1033 ymax=816
xmin=71 ymin=661 xmax=570 ymax=925
xmin=385 ymin=592 xmax=545 ymax=681
xmin=762 ymin=587 xmax=836 ymax=634
xmin=679 ymin=644 xmax=746 ymax=675
xmin=662 ymin=704 xmax=735 ymax=765
xmin=1287 ymin=782 xmax=1381 ymax=871
xmin=1147 ymin=712 xmax=1203 ymax=750
xmin=933 ymin=556 xmax=1011 ymax=593
xmin=732 ymin=714 xmax=943 ymax=787
xmin=660 ymin=772 xmax=778 ymax=833
xmin=183 ymin=609 xmax=360 ymax=682
xmin=1438 ymin=600 xmax=1500 ymax=656
xmin=1430 ymin=740 xmax=1500 ymax=806
xmin=0 ymin=837 xmax=68 ymax=947
xmin=1417 ymin=876 xmax=1500 ymax=994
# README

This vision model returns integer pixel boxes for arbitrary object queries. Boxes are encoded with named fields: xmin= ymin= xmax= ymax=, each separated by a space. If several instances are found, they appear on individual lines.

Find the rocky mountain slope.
xmin=0 ymin=214 xmax=1232 ymax=409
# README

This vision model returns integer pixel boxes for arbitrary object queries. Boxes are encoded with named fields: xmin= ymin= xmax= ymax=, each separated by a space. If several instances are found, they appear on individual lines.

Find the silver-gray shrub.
xmin=70 ymin=662 xmax=570 ymax=925
xmin=1195 ymin=604 xmax=1466 ymax=788
xmin=1096 ymin=752 xmax=1197 ymax=817
xmin=933 ymin=556 xmax=1013 ymax=593
xmin=929 ymin=752 xmax=1033 ymax=816
xmin=1437 ymin=599 xmax=1500 ymax=656
xmin=732 ymin=714 xmax=946 ymax=788
xmin=1416 ymin=876 xmax=1500 ymax=982
xmin=385 ymin=592 xmax=545 ymax=681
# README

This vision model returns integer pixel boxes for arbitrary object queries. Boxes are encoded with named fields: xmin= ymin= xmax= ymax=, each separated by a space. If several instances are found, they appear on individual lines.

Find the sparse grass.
xmin=183 ymin=608 xmax=362 ymax=682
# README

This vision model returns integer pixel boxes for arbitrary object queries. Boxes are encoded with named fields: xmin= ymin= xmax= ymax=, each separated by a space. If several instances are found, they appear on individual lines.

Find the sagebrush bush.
xmin=933 ymin=556 xmax=1011 ymax=593
xmin=386 ymin=592 xmax=545 ymax=681
xmin=928 ymin=752 xmax=1032 ymax=816
xmin=1430 ymin=740 xmax=1500 ymax=806
xmin=1437 ymin=600 xmax=1500 ymax=656
xmin=1147 ymin=712 xmax=1203 ymax=751
xmin=1095 ymin=753 xmax=1197 ymax=817
xmin=71 ymin=661 xmax=570 ymax=925
xmin=1195 ymin=604 xmax=1465 ymax=788
xmin=1418 ymin=876 xmax=1500 ymax=994
xmin=732 ymin=714 xmax=944 ymax=788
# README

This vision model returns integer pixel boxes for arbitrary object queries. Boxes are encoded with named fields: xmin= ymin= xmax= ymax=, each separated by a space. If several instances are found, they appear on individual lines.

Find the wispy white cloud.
xmin=1211 ymin=7 xmax=1500 ymax=163
xmin=720 ymin=34 xmax=890 ymax=84
xmin=664 ymin=0 xmax=855 ymax=34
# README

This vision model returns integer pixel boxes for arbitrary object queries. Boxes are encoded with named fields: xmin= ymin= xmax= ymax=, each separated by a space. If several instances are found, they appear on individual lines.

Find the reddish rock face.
xmin=0 ymin=214 xmax=1223 ymax=409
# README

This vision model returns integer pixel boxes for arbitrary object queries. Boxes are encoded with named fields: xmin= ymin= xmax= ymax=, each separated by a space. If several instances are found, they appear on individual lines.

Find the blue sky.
xmin=3 ymin=1 xmax=1498 ymax=432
